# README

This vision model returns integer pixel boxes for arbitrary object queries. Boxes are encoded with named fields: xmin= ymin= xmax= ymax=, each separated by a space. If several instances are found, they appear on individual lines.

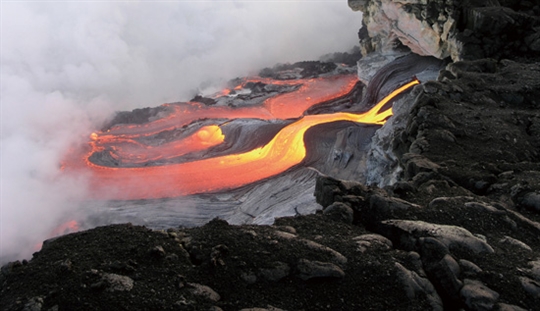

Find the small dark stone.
xmin=166 ymin=254 xmax=179 ymax=261
xmin=210 ymin=244 xmax=229 ymax=266
xmin=57 ymin=259 xmax=72 ymax=273
xmin=150 ymin=246 xmax=166 ymax=258
xmin=90 ymin=281 xmax=106 ymax=291
xmin=474 ymin=180 xmax=490 ymax=192
xmin=392 ymin=181 xmax=416 ymax=194
xmin=521 ymin=192 xmax=540 ymax=212
xmin=297 ymin=259 xmax=345 ymax=280
xmin=259 ymin=262 xmax=290 ymax=282
xmin=323 ymin=202 xmax=354 ymax=224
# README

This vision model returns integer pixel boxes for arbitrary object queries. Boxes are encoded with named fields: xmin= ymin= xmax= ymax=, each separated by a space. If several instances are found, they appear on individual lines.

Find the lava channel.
xmin=63 ymin=76 xmax=418 ymax=200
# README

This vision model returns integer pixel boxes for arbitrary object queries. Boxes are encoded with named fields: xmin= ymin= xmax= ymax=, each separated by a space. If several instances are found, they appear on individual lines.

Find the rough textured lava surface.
xmin=2 ymin=1 xmax=540 ymax=310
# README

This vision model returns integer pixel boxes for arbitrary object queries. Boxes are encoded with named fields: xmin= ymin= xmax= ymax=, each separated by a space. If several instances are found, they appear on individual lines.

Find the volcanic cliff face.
xmin=349 ymin=0 xmax=540 ymax=61
xmin=2 ymin=1 xmax=540 ymax=311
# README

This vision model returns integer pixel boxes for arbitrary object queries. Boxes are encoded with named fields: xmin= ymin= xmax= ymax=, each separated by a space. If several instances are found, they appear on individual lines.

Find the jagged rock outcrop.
xmin=349 ymin=0 xmax=540 ymax=70
xmin=368 ymin=58 xmax=540 ymax=197
xmin=349 ymin=0 xmax=459 ymax=59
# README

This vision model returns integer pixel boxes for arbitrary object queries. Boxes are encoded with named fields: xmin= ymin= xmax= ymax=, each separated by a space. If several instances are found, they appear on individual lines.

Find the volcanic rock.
xmin=367 ymin=58 xmax=540 ymax=201
xmin=258 ymin=261 xmax=290 ymax=282
xmin=394 ymin=262 xmax=443 ymax=311
xmin=519 ymin=276 xmax=540 ymax=299
xmin=102 ymin=106 xmax=172 ymax=131
xmin=521 ymin=192 xmax=540 ymax=212
xmin=296 ymin=259 xmax=345 ymax=280
xmin=297 ymin=239 xmax=348 ymax=266
xmin=102 ymin=273 xmax=134 ymax=292
xmin=496 ymin=303 xmax=528 ymax=311
xmin=349 ymin=0 xmax=540 ymax=61
xmin=459 ymin=259 xmax=483 ymax=278
xmin=460 ymin=279 xmax=500 ymax=311
xmin=22 ymin=296 xmax=44 ymax=311
xmin=499 ymin=236 xmax=533 ymax=252
xmin=259 ymin=61 xmax=338 ymax=80
xmin=379 ymin=220 xmax=495 ymax=254
xmin=322 ymin=202 xmax=354 ymax=224
xmin=187 ymin=283 xmax=221 ymax=302
xmin=238 ymin=306 xmax=284 ymax=311
xmin=150 ymin=245 xmax=166 ymax=259
xmin=353 ymin=233 xmax=393 ymax=253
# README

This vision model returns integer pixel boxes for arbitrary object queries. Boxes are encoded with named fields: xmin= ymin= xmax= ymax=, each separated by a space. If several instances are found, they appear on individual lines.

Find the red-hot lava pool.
xmin=63 ymin=73 xmax=419 ymax=201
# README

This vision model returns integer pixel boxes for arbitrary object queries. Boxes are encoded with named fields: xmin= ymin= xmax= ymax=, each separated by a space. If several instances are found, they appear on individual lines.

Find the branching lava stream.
xmin=63 ymin=75 xmax=419 ymax=200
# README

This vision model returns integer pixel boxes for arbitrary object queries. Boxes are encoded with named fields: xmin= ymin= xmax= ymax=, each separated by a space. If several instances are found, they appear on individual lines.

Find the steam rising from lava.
xmin=1 ymin=2 xmax=361 ymax=262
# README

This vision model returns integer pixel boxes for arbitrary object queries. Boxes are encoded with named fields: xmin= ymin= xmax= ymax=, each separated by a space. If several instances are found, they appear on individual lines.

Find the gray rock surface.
xmin=499 ymin=236 xmax=533 ymax=252
xmin=394 ymin=262 xmax=443 ymax=311
xmin=519 ymin=277 xmax=540 ymax=299
xmin=296 ymin=259 xmax=345 ymax=280
xmin=22 ymin=297 xmax=44 ymax=311
xmin=379 ymin=220 xmax=495 ymax=254
xmin=299 ymin=239 xmax=348 ymax=266
xmin=102 ymin=273 xmax=134 ymax=292
xmin=460 ymin=279 xmax=500 ymax=311
xmin=459 ymin=259 xmax=483 ymax=277
xmin=353 ymin=234 xmax=393 ymax=252
xmin=524 ymin=259 xmax=540 ymax=282
xmin=239 ymin=306 xmax=285 ymax=311
xmin=259 ymin=262 xmax=290 ymax=282
xmin=188 ymin=283 xmax=221 ymax=302
xmin=496 ymin=303 xmax=528 ymax=311
xmin=323 ymin=202 xmax=354 ymax=224
xmin=522 ymin=192 xmax=540 ymax=211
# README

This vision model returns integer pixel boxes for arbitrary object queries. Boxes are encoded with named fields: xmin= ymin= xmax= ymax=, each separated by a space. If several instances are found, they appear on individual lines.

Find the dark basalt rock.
xmin=319 ymin=46 xmax=363 ymax=66
xmin=322 ymin=202 xmax=354 ymax=224
xmin=259 ymin=61 xmax=338 ymax=80
xmin=190 ymin=95 xmax=217 ymax=106
xmin=101 ymin=105 xmax=172 ymax=131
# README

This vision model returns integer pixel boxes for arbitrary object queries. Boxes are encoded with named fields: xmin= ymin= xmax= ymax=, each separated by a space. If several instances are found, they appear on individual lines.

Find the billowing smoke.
xmin=0 ymin=1 xmax=362 ymax=262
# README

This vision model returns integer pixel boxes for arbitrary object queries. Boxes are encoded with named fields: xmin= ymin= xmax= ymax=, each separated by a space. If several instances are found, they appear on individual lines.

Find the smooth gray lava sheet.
xmin=81 ymin=167 xmax=319 ymax=229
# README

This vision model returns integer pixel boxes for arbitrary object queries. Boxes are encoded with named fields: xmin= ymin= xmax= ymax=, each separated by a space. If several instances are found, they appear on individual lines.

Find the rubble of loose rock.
xmin=0 ymin=218 xmax=437 ymax=310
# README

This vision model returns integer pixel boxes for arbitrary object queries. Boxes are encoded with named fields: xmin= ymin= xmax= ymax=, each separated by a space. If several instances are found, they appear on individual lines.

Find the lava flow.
xmin=102 ymin=75 xmax=358 ymax=138
xmin=63 ymin=75 xmax=418 ymax=200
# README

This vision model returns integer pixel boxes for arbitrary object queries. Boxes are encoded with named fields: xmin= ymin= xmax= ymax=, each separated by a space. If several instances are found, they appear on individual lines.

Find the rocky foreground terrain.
xmin=2 ymin=1 xmax=540 ymax=310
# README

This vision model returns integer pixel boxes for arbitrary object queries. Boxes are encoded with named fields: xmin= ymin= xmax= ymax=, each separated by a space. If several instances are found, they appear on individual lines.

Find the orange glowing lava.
xmin=50 ymin=220 xmax=80 ymax=237
xmin=103 ymin=75 xmax=358 ymax=138
xmin=63 ymin=75 xmax=419 ymax=200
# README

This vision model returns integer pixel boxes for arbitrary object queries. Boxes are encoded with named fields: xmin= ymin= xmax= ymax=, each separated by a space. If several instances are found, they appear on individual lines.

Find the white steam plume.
xmin=0 ymin=1 xmax=362 ymax=262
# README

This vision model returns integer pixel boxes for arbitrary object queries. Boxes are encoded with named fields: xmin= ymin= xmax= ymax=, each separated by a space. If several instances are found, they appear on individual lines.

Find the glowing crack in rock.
xmin=63 ymin=75 xmax=418 ymax=200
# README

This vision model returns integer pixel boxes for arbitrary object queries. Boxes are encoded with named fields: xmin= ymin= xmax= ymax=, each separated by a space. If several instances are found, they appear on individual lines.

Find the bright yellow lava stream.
xmin=67 ymin=79 xmax=419 ymax=200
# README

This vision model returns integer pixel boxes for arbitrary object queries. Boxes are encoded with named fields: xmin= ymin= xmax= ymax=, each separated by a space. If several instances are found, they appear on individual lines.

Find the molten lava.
xmin=50 ymin=220 xmax=80 ymax=237
xmin=63 ymin=74 xmax=419 ymax=200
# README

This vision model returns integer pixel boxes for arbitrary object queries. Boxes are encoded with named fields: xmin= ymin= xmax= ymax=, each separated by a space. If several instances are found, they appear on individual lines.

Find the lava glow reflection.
xmin=64 ymin=75 xmax=419 ymax=200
